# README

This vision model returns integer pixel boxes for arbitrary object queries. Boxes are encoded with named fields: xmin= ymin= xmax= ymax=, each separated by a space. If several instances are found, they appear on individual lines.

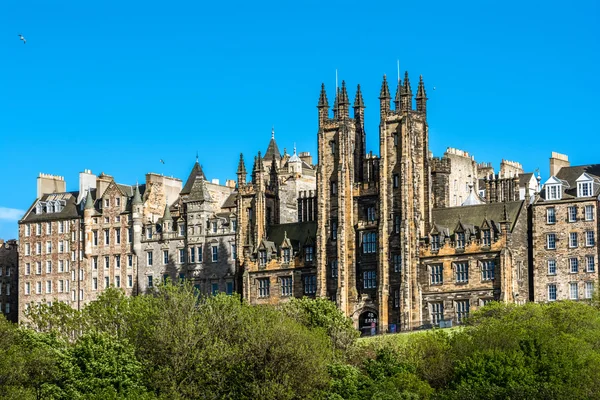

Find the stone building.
xmin=0 ymin=239 xmax=18 ymax=322
xmin=431 ymin=148 xmax=478 ymax=208
xmin=531 ymin=154 xmax=599 ymax=303
xmin=419 ymin=201 xmax=529 ymax=327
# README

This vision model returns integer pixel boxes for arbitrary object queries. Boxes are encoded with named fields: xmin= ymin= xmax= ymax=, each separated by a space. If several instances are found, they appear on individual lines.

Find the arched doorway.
xmin=358 ymin=310 xmax=378 ymax=336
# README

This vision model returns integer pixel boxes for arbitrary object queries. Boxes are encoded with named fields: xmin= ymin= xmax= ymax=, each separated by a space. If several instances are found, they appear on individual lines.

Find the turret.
xmin=379 ymin=74 xmax=391 ymax=117
xmin=400 ymin=71 xmax=412 ymax=111
xmin=317 ymin=83 xmax=329 ymax=126
xmin=84 ymin=189 xmax=94 ymax=210
xmin=237 ymin=153 xmax=247 ymax=186
xmin=415 ymin=75 xmax=427 ymax=114
xmin=162 ymin=202 xmax=172 ymax=232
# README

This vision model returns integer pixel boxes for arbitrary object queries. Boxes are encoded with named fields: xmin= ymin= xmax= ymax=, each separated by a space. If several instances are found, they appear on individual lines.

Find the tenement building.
xmin=0 ymin=239 xmax=18 ymax=322
xmin=532 ymin=153 xmax=599 ymax=303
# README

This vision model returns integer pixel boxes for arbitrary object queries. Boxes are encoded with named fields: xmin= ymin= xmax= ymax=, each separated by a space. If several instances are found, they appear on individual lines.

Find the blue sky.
xmin=0 ymin=0 xmax=598 ymax=239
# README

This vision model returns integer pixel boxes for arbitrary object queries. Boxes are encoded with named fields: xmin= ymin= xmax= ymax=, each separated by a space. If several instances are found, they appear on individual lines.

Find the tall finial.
xmin=271 ymin=126 xmax=275 ymax=139
xmin=293 ymin=142 xmax=297 ymax=155
xmin=379 ymin=74 xmax=391 ymax=99
xmin=195 ymin=151 xmax=199 ymax=163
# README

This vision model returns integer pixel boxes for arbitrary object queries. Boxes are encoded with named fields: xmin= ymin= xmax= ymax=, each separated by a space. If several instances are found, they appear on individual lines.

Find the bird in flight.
xmin=160 ymin=159 xmax=165 ymax=164
xmin=18 ymin=34 xmax=26 ymax=44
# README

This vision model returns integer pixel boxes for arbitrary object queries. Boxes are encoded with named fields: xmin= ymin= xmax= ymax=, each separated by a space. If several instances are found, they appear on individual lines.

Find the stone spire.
xmin=263 ymin=128 xmax=281 ymax=162
xmin=394 ymin=77 xmax=403 ymax=110
xmin=353 ymin=84 xmax=365 ymax=109
xmin=338 ymin=80 xmax=350 ymax=118
xmin=379 ymin=74 xmax=391 ymax=116
xmin=162 ymin=202 xmax=172 ymax=222
xmin=401 ymin=71 xmax=413 ymax=111
xmin=132 ymin=184 xmax=142 ymax=205
xmin=416 ymin=75 xmax=428 ymax=114
xmin=237 ymin=153 xmax=247 ymax=186
xmin=317 ymin=83 xmax=329 ymax=126
xmin=84 ymin=189 xmax=94 ymax=209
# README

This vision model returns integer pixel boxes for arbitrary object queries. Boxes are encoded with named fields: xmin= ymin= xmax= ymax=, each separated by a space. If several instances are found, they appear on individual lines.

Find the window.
xmin=394 ymin=215 xmax=400 ymax=234
xmin=58 ymin=241 xmax=64 ymax=253
xmin=586 ymin=256 xmax=595 ymax=272
xmin=456 ymin=300 xmax=469 ymax=323
xmin=115 ymin=276 xmax=121 ymax=288
xmin=586 ymin=231 xmax=595 ymax=247
xmin=116 ymin=197 xmax=121 ymax=207
xmin=393 ymin=133 xmax=398 ymax=146
xmin=104 ymin=217 xmax=110 ymax=224
xmin=546 ymin=184 xmax=561 ymax=200
xmin=115 ymin=229 xmax=121 ymax=244
xmin=105 ymin=276 xmax=109 ymax=288
xmin=93 ymin=277 xmax=98 ymax=290
xmin=25 ymin=243 xmax=30 ymax=256
xmin=211 ymin=283 xmax=219 ymax=295
xmin=570 ymin=258 xmax=579 ymax=273
xmin=5 ymin=304 xmax=9 ymax=314
xmin=57 ymin=260 xmax=64 ymax=273
xmin=331 ymin=259 xmax=338 ymax=278
xmin=385 ymin=255 xmax=399 ymax=274
xmin=363 ymin=271 xmax=376 ymax=289
xmin=547 ymin=233 xmax=556 ymax=249
xmin=393 ymin=289 xmax=400 ymax=308
xmin=568 ymin=282 xmax=579 ymax=299
xmin=46 ymin=261 xmax=52 ymax=274
xmin=259 ymin=250 xmax=267 ymax=266
xmin=36 ymin=223 xmax=41 ymax=235
xmin=431 ymin=302 xmax=444 ymax=326
xmin=225 ymin=281 xmax=233 ymax=295
xmin=128 ymin=255 xmax=133 ymax=268
xmin=25 ymin=224 xmax=30 ymax=237
xmin=258 ymin=278 xmax=270 ymax=297
xmin=104 ymin=256 xmax=110 ymax=269
xmin=547 ymin=207 xmax=556 ymax=224
xmin=431 ymin=235 xmax=440 ymax=251
xmin=331 ymin=220 xmax=337 ymax=240
xmin=178 ymin=249 xmax=185 ymax=263
xmin=578 ymin=182 xmax=592 ymax=197
xmin=455 ymin=262 xmax=468 ymax=283
xmin=431 ymin=264 xmax=443 ymax=285
xmin=25 ymin=282 xmax=31 ymax=295
xmin=568 ymin=206 xmax=577 ymax=222
xmin=115 ymin=255 xmax=121 ymax=268
xmin=46 ymin=280 xmax=52 ymax=294
xmin=362 ymin=232 xmax=377 ymax=254
xmin=46 ymin=222 xmax=51 ymax=234
xmin=104 ymin=229 xmax=110 ymax=245
xmin=147 ymin=252 xmax=153 ymax=266
xmin=198 ymin=246 xmax=203 ymax=263
xmin=281 ymin=277 xmax=292 ymax=296
xmin=305 ymin=246 xmax=314 ymax=262
xmin=212 ymin=246 xmax=218 ymax=262
xmin=482 ymin=229 xmax=491 ymax=246
xmin=58 ymin=280 xmax=64 ymax=293
xmin=304 ymin=275 xmax=317 ymax=294
xmin=146 ymin=228 xmax=153 ymax=239
xmin=548 ymin=259 xmax=556 ymax=275
xmin=36 ymin=242 xmax=41 ymax=255
xmin=187 ymin=247 xmax=194 ymax=263
xmin=90 ymin=256 xmax=97 ymax=270
xmin=585 ymin=282 xmax=594 ymax=299
xmin=128 ymin=228 xmax=132 ymax=243
xmin=231 ymin=220 xmax=237 ymax=232
xmin=212 ymin=221 xmax=217 ymax=233
xmin=147 ymin=275 xmax=153 ymax=288
xmin=283 ymin=248 xmax=291 ymax=263
xmin=393 ymin=174 xmax=399 ymax=188
xmin=93 ymin=230 xmax=98 ymax=246
xmin=36 ymin=262 xmax=42 ymax=275
xmin=127 ymin=275 xmax=133 ymax=287
xmin=570 ymin=232 xmax=578 ymax=248
xmin=36 ymin=281 xmax=42 ymax=294
xmin=25 ymin=263 xmax=31 ymax=275
xmin=585 ymin=205 xmax=594 ymax=221
xmin=331 ymin=181 xmax=337 ymax=195
xmin=456 ymin=232 xmax=465 ymax=249
xmin=481 ymin=260 xmax=495 ymax=281
xmin=367 ymin=207 xmax=376 ymax=222
xmin=104 ymin=198 xmax=110 ymax=207
xmin=46 ymin=241 xmax=52 ymax=254
xmin=179 ymin=224 xmax=185 ymax=236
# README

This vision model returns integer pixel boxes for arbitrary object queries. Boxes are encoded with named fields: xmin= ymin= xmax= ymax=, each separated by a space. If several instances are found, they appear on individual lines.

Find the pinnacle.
xmin=340 ymin=80 xmax=349 ymax=105
xmin=379 ymin=74 xmax=391 ymax=99
xmin=317 ymin=83 xmax=329 ymax=108
xmin=237 ymin=153 xmax=246 ymax=174
xmin=353 ymin=84 xmax=365 ymax=108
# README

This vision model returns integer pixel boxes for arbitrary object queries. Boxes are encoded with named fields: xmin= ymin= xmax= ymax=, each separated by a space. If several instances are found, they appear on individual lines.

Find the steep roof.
xmin=263 ymin=129 xmax=281 ymax=161
xmin=180 ymin=162 xmax=207 ymax=196
xmin=222 ymin=192 xmax=238 ymax=209
xmin=20 ymin=192 xmax=82 ymax=222
xmin=556 ymin=164 xmax=600 ymax=187
xmin=518 ymin=172 xmax=534 ymax=187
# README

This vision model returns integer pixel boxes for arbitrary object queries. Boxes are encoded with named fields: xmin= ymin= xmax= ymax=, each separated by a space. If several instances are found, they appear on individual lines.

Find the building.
xmin=0 ymin=239 xmax=18 ymax=322
xmin=531 ymin=153 xmax=599 ymax=303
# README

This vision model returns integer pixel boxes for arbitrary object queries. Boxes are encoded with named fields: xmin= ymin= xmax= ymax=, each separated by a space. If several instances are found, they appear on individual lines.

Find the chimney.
xmin=96 ymin=173 xmax=113 ymax=199
xmin=225 ymin=179 xmax=236 ymax=188
xmin=78 ymin=169 xmax=97 ymax=204
xmin=549 ymin=152 xmax=569 ymax=176
xmin=37 ymin=173 xmax=66 ymax=198
xmin=299 ymin=152 xmax=312 ymax=165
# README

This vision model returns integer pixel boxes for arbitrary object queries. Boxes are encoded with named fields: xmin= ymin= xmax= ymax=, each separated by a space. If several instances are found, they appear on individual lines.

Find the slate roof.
xmin=263 ymin=137 xmax=281 ymax=161
xmin=556 ymin=164 xmax=600 ymax=187
xmin=518 ymin=173 xmax=534 ymax=187
xmin=432 ymin=201 xmax=524 ymax=235
xmin=222 ymin=192 xmax=238 ymax=209
xmin=180 ymin=162 xmax=207 ymax=196
xmin=20 ymin=191 xmax=82 ymax=222
xmin=266 ymin=221 xmax=317 ymax=251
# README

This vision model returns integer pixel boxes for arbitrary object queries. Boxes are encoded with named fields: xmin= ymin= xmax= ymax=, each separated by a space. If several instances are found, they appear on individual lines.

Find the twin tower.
xmin=315 ymin=73 xmax=430 ymax=332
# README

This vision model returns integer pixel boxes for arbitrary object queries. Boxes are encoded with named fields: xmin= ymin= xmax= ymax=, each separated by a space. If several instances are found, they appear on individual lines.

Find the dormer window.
xmin=456 ymin=232 xmax=465 ymax=249
xmin=482 ymin=230 xmax=491 ymax=246
xmin=282 ymin=248 xmax=291 ymax=263
xmin=305 ymin=246 xmax=314 ymax=262
xmin=259 ymin=250 xmax=267 ymax=266
xmin=546 ymin=185 xmax=561 ymax=200
xmin=431 ymin=234 xmax=440 ymax=251
xmin=36 ymin=203 xmax=43 ymax=214
xmin=578 ymin=182 xmax=592 ymax=197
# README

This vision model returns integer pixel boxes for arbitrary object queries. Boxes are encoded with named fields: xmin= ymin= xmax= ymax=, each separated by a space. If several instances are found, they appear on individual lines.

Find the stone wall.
xmin=0 ymin=239 xmax=18 ymax=322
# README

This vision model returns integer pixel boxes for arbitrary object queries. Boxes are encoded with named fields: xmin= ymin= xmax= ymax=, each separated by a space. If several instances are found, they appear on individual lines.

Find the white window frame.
xmin=568 ymin=206 xmax=577 ymax=222
xmin=569 ymin=232 xmax=578 ymax=248
xmin=586 ymin=231 xmax=595 ymax=247
xmin=547 ymin=233 xmax=556 ymax=250
xmin=570 ymin=282 xmax=578 ymax=300
xmin=548 ymin=284 xmax=557 ymax=301
xmin=586 ymin=255 xmax=595 ymax=272
xmin=547 ymin=207 xmax=556 ymax=224
xmin=585 ymin=205 xmax=594 ymax=221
